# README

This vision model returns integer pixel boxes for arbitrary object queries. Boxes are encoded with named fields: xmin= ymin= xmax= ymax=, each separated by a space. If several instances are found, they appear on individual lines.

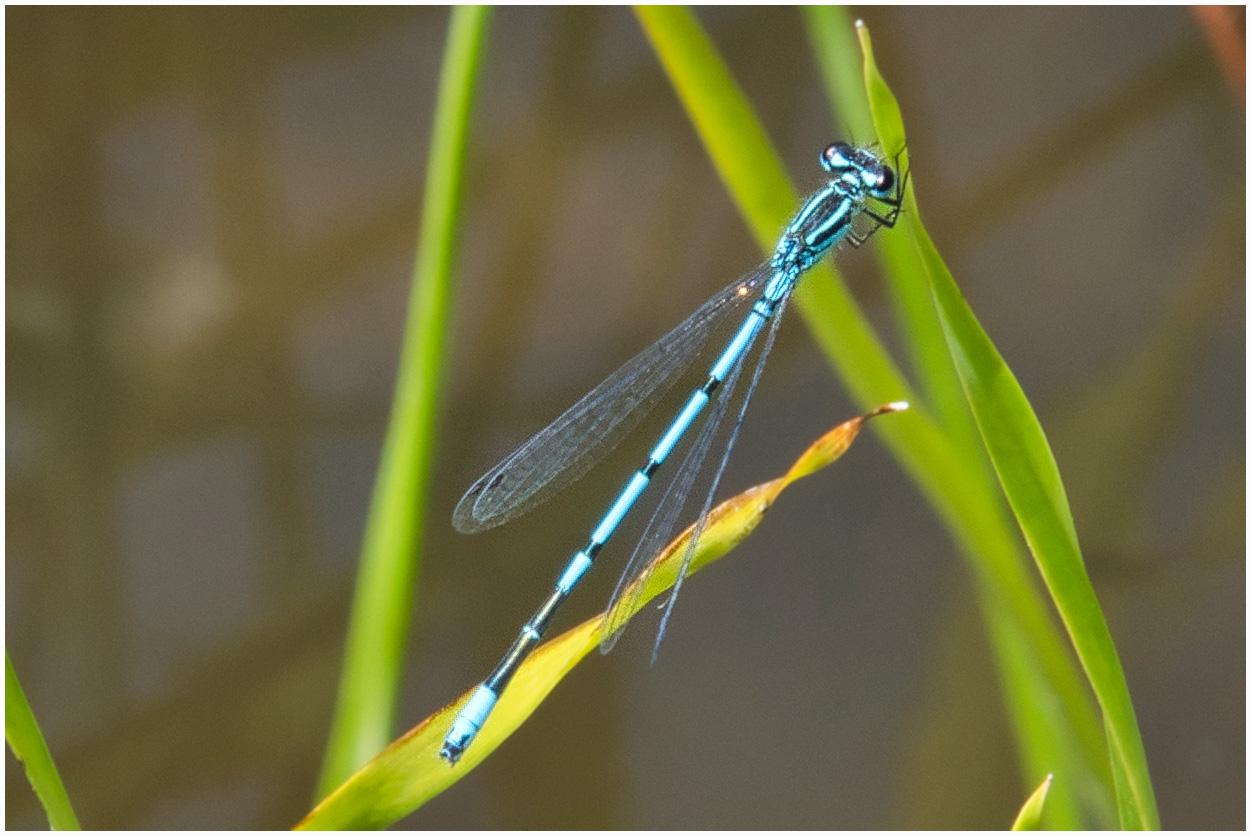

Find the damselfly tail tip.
xmin=439 ymin=742 xmax=463 ymax=765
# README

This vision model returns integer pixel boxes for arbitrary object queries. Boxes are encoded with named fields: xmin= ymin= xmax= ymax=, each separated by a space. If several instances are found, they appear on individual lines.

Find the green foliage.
xmin=6 ymin=651 xmax=81 ymax=830
xmin=1012 ymin=774 xmax=1054 ymax=830
xmin=304 ymin=7 xmax=1162 ymax=830
xmin=315 ymin=6 xmax=493 ymax=798
xmin=299 ymin=410 xmax=904 ymax=829
xmin=858 ymin=23 xmax=1158 ymax=828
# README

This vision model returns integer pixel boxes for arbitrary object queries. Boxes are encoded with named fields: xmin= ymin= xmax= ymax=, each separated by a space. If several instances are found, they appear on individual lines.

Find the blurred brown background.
xmin=6 ymin=7 xmax=1243 ymax=829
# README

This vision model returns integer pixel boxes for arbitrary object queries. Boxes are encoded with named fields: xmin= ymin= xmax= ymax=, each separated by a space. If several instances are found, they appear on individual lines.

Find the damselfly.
xmin=441 ymin=141 xmax=907 ymax=764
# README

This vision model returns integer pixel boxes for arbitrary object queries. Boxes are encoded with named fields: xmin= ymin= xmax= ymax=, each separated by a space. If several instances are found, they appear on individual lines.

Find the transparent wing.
xmin=648 ymin=293 xmax=790 ymax=662
xmin=598 ymin=342 xmax=749 ymax=652
xmin=599 ymin=292 xmax=789 ymax=656
xmin=453 ymin=263 xmax=773 ymax=534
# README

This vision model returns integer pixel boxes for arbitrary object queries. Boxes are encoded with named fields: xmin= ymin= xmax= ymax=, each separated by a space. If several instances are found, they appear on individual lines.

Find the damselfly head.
xmin=820 ymin=141 xmax=896 ymax=198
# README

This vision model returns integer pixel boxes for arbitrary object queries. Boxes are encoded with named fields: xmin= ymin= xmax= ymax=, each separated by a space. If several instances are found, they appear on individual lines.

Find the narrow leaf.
xmin=635 ymin=7 xmax=1110 ymax=827
xmin=857 ymin=20 xmax=1159 ymax=832
xmin=296 ymin=406 xmax=907 ymax=829
xmin=1011 ymin=773 xmax=1053 ymax=830
xmin=6 ymin=651 xmax=81 ymax=830
xmin=317 ymin=6 xmax=493 ymax=797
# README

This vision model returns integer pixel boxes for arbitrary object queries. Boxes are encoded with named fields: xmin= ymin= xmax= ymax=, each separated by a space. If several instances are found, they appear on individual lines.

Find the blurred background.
xmin=6 ymin=6 xmax=1243 ymax=829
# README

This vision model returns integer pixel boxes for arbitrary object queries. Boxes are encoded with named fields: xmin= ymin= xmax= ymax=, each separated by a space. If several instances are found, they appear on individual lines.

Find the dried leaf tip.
xmin=865 ymin=401 xmax=909 ymax=420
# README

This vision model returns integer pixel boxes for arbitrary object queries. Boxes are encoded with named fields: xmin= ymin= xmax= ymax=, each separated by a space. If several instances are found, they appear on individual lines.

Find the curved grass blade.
xmin=854 ymin=22 xmax=1103 ymax=829
xmin=454 ymin=266 xmax=768 ymax=533
xmin=803 ymin=9 xmax=980 ymax=455
xmin=295 ymin=405 xmax=906 ymax=830
xmin=800 ymin=5 xmax=875 ymax=142
xmin=1011 ymin=773 xmax=1054 ymax=831
xmin=316 ymin=6 xmax=493 ymax=798
xmin=634 ymin=6 xmax=1109 ymax=827
xmin=6 ymin=650 xmax=81 ymax=830
xmin=856 ymin=21 xmax=1159 ymax=831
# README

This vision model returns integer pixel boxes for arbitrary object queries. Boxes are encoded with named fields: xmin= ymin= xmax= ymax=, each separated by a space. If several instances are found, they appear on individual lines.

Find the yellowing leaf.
xmin=296 ymin=403 xmax=906 ymax=830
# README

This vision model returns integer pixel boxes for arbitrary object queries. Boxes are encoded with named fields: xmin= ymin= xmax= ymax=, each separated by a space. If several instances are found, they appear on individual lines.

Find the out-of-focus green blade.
xmin=316 ymin=5 xmax=493 ymax=798
xmin=6 ymin=651 xmax=81 ymax=830
xmin=1011 ymin=773 xmax=1053 ymax=830
xmin=800 ymin=5 xmax=875 ymax=142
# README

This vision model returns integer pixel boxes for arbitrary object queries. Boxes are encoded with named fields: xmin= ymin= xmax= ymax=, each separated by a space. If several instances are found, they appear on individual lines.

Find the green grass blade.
xmin=854 ymin=22 xmax=1102 ymax=829
xmin=634 ymin=7 xmax=1114 ymax=827
xmin=803 ymin=8 xmax=986 ymax=482
xmin=857 ymin=21 xmax=1160 ymax=831
xmin=914 ymin=187 xmax=1160 ymax=830
xmin=632 ymin=7 xmax=913 ymax=407
xmin=1011 ymin=773 xmax=1053 ymax=830
xmin=6 ymin=651 xmax=81 ymax=830
xmin=316 ymin=6 xmax=493 ymax=798
xmin=297 ymin=408 xmax=904 ymax=829
xmin=800 ymin=5 xmax=875 ymax=142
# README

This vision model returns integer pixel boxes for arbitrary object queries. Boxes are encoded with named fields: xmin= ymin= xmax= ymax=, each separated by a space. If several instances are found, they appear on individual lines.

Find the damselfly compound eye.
xmin=875 ymin=166 xmax=895 ymax=194
xmin=821 ymin=142 xmax=854 ymax=173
